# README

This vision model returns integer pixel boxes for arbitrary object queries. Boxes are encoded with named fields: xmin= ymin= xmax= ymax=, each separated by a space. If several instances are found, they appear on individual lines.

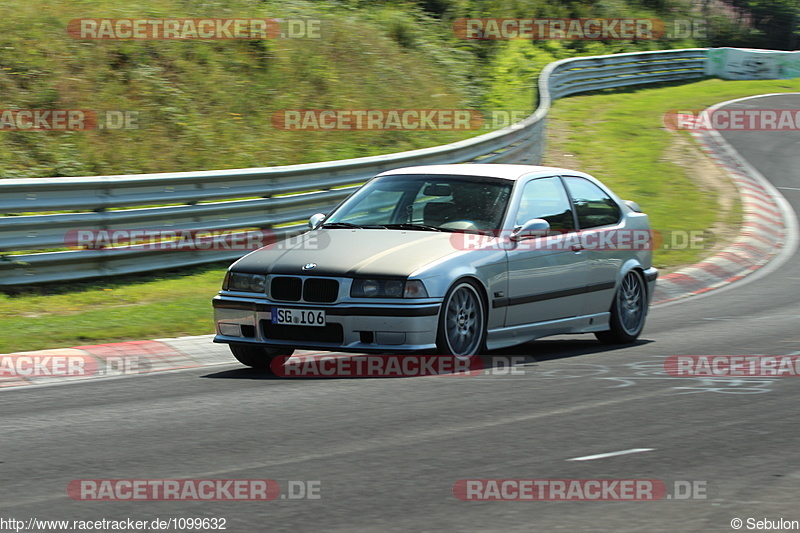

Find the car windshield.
xmin=323 ymin=174 xmax=512 ymax=232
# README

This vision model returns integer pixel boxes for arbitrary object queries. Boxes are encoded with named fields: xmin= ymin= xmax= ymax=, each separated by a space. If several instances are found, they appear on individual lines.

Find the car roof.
xmin=375 ymin=164 xmax=588 ymax=181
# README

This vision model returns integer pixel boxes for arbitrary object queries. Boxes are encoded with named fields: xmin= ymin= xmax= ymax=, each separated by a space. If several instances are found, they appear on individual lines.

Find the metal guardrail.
xmin=0 ymin=48 xmax=708 ymax=285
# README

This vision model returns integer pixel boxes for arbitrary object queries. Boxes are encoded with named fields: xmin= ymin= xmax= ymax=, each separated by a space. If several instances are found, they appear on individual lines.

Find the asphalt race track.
xmin=3 ymin=94 xmax=800 ymax=532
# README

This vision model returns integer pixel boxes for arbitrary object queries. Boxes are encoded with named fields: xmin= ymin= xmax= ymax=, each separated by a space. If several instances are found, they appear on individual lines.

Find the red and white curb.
xmin=0 ymin=335 xmax=328 ymax=389
xmin=0 ymin=337 xmax=218 ymax=388
xmin=652 ymin=94 xmax=800 ymax=305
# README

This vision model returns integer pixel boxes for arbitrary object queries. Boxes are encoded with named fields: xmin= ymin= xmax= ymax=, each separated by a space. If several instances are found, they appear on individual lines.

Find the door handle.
xmin=571 ymin=243 xmax=584 ymax=252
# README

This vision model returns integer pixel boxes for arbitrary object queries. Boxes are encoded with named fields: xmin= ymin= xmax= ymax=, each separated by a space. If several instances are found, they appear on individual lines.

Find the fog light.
xmin=218 ymin=323 xmax=241 ymax=336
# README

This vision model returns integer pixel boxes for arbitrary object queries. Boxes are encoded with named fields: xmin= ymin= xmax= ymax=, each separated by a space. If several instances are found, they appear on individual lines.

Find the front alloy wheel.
xmin=595 ymin=270 xmax=647 ymax=344
xmin=436 ymin=281 xmax=486 ymax=356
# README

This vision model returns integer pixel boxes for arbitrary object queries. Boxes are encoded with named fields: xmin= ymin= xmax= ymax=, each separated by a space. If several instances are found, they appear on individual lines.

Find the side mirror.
xmin=624 ymin=200 xmax=642 ymax=213
xmin=308 ymin=213 xmax=326 ymax=229
xmin=510 ymin=218 xmax=550 ymax=241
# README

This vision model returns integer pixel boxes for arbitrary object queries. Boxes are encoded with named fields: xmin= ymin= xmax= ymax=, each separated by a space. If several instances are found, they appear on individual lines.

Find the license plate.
xmin=271 ymin=308 xmax=326 ymax=327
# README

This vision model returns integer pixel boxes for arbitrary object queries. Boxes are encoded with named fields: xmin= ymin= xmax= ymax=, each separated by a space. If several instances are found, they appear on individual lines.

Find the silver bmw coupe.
xmin=213 ymin=164 xmax=657 ymax=369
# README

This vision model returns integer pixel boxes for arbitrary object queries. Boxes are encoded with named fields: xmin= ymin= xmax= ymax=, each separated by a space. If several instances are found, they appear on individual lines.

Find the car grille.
xmin=271 ymin=277 xmax=302 ymax=301
xmin=270 ymin=277 xmax=339 ymax=303
xmin=262 ymin=320 xmax=344 ymax=344
xmin=303 ymin=278 xmax=339 ymax=303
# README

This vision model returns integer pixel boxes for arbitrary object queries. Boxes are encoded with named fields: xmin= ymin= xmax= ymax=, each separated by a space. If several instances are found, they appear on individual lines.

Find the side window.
xmin=515 ymin=177 xmax=575 ymax=232
xmin=563 ymin=176 xmax=621 ymax=229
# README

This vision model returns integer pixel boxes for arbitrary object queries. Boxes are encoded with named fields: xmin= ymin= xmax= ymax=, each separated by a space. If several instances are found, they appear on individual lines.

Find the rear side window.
xmin=563 ymin=176 xmax=621 ymax=229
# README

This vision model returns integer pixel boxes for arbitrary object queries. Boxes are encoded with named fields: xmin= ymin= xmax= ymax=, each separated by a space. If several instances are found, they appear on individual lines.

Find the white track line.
xmin=567 ymin=448 xmax=655 ymax=461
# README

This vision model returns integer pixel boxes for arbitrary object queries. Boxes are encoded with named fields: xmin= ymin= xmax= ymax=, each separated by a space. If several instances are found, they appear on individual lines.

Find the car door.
xmin=503 ymin=176 xmax=591 ymax=327
xmin=562 ymin=176 xmax=624 ymax=316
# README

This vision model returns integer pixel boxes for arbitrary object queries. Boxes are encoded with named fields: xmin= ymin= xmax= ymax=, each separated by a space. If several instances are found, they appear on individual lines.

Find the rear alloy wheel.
xmin=436 ymin=281 xmax=486 ymax=356
xmin=230 ymin=344 xmax=294 ymax=370
xmin=595 ymin=270 xmax=647 ymax=344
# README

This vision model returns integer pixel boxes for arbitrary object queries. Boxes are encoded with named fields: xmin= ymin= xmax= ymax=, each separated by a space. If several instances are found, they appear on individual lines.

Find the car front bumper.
xmin=212 ymin=295 xmax=441 ymax=353
xmin=644 ymin=266 xmax=658 ymax=306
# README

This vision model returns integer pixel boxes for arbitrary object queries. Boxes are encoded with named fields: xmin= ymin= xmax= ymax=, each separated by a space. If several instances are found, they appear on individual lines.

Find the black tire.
xmin=436 ymin=280 xmax=487 ymax=356
xmin=595 ymin=270 xmax=647 ymax=344
xmin=230 ymin=344 xmax=294 ymax=370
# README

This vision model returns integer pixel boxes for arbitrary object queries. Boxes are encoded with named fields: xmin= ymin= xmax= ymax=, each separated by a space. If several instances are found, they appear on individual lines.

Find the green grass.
xmin=0 ymin=264 xmax=228 ymax=353
xmin=0 ymin=0 xmax=482 ymax=178
xmin=0 ymin=0 xmax=700 ymax=179
xmin=543 ymin=77 xmax=800 ymax=269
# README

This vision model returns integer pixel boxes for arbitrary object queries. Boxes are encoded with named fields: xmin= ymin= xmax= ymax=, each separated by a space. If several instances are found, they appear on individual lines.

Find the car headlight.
xmin=224 ymin=271 xmax=267 ymax=293
xmin=350 ymin=279 xmax=428 ymax=298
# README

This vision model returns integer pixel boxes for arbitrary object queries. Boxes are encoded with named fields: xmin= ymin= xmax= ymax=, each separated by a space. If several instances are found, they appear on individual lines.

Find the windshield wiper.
xmin=321 ymin=222 xmax=365 ymax=229
xmin=382 ymin=223 xmax=443 ymax=232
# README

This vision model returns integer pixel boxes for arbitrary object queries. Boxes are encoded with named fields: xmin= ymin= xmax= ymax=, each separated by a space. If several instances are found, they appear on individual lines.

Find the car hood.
xmin=232 ymin=228 xmax=462 ymax=278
